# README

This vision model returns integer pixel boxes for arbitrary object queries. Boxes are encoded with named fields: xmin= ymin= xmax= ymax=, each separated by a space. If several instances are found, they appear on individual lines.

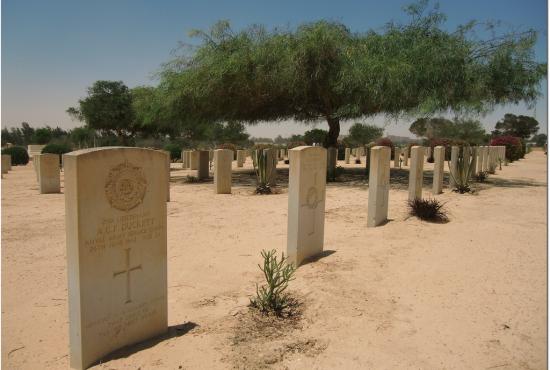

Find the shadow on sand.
xmin=95 ymin=322 xmax=199 ymax=366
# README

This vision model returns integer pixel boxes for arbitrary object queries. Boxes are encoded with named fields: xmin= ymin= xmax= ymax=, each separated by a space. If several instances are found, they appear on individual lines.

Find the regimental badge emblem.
xmin=105 ymin=161 xmax=147 ymax=211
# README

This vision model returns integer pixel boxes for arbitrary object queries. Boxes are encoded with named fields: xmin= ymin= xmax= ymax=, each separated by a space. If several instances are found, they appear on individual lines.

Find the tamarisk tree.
xmin=158 ymin=2 xmax=546 ymax=148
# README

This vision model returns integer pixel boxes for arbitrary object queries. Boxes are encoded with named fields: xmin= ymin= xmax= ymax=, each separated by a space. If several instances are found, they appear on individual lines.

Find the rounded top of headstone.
xmin=64 ymin=146 xmax=164 ymax=158
xmin=290 ymin=146 xmax=326 ymax=153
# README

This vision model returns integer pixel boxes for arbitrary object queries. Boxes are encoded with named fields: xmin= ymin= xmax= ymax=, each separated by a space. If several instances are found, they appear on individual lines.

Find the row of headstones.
xmin=369 ymin=145 xmax=507 ymax=226
xmin=62 ymin=145 xmax=317 ymax=368
xmin=64 ymin=144 xmax=507 ymax=368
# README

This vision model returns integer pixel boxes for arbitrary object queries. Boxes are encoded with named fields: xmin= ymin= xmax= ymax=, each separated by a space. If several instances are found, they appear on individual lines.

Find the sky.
xmin=2 ymin=0 xmax=548 ymax=139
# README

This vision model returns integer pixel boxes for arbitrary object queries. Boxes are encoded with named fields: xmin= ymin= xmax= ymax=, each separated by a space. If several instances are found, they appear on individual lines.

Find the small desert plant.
xmin=250 ymin=249 xmax=296 ymax=315
xmin=487 ymin=162 xmax=497 ymax=174
xmin=408 ymin=198 xmax=448 ymax=222
xmin=474 ymin=171 xmax=488 ymax=183
xmin=448 ymin=151 xmax=476 ymax=194
xmin=184 ymin=175 xmax=199 ymax=183
xmin=251 ymin=150 xmax=273 ymax=194
xmin=284 ymin=159 xmax=289 ymax=164
xmin=355 ymin=159 xmax=361 ymax=164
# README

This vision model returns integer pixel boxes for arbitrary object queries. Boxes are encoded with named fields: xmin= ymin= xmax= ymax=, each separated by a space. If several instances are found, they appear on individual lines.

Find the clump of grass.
xmin=250 ymin=250 xmax=296 ymax=316
xmin=408 ymin=198 xmax=449 ymax=223
xmin=355 ymin=159 xmax=361 ymax=164
xmin=474 ymin=171 xmax=488 ymax=183
xmin=184 ymin=175 xmax=199 ymax=183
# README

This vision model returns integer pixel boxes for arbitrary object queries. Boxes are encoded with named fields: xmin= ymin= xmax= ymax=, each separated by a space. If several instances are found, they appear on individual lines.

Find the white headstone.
xmin=64 ymin=147 xmax=167 ymax=369
xmin=344 ymin=148 xmax=350 ymax=164
xmin=1 ymin=154 xmax=11 ymax=174
xmin=449 ymin=146 xmax=459 ymax=187
xmin=367 ymin=146 xmax=390 ymax=227
xmin=214 ymin=149 xmax=232 ymax=194
xmin=408 ymin=146 xmax=424 ymax=201
xmin=287 ymin=146 xmax=327 ymax=266
xmin=432 ymin=146 xmax=444 ymax=194
xmin=38 ymin=153 xmax=60 ymax=194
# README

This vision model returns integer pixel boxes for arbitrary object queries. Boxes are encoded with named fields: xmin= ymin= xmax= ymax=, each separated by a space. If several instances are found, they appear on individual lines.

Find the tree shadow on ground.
xmin=95 ymin=322 xmax=199 ymax=365
xmin=172 ymin=165 xmax=454 ymax=192
xmin=478 ymin=177 xmax=546 ymax=189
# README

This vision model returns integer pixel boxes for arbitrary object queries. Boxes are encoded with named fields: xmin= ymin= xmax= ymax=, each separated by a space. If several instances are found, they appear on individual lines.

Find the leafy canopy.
xmin=493 ymin=113 xmax=539 ymax=139
xmin=158 ymin=1 xmax=546 ymax=146
xmin=346 ymin=123 xmax=384 ymax=146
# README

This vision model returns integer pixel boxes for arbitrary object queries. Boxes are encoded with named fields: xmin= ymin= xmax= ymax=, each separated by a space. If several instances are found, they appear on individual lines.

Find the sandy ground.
xmin=1 ymin=150 xmax=547 ymax=369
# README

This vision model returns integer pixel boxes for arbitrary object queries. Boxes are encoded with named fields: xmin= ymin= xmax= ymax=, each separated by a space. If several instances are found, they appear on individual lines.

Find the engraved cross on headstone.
xmin=113 ymin=248 xmax=142 ymax=304
xmin=300 ymin=172 xmax=324 ymax=236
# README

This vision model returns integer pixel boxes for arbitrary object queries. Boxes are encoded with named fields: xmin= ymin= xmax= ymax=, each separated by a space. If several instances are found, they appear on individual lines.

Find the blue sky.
xmin=2 ymin=0 xmax=548 ymax=138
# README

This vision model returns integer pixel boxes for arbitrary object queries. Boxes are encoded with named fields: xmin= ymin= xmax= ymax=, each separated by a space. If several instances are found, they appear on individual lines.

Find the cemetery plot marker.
xmin=287 ymin=146 xmax=327 ymax=266
xmin=64 ymin=147 xmax=167 ymax=370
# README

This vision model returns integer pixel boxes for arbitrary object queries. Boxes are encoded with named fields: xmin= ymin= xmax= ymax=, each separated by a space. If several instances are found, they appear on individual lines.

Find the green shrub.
xmin=448 ymin=151 xmax=476 ymax=193
xmin=251 ymin=150 xmax=273 ymax=194
xmin=408 ymin=198 xmax=448 ymax=222
xmin=1 ymin=146 xmax=29 ymax=166
xmin=250 ymin=249 xmax=296 ymax=316
xmin=41 ymin=143 xmax=72 ymax=165
xmin=163 ymin=143 xmax=182 ymax=161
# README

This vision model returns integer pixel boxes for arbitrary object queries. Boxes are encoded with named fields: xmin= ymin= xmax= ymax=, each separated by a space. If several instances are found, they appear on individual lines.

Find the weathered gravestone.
xmin=475 ymin=146 xmax=483 ymax=175
xmin=264 ymin=148 xmax=278 ymax=187
xmin=161 ymin=150 xmax=170 ymax=202
xmin=367 ymin=146 xmax=390 ymax=227
xmin=432 ymin=146 xmax=444 ymax=194
xmin=482 ymin=146 xmax=490 ymax=172
xmin=181 ymin=150 xmax=187 ymax=169
xmin=214 ymin=149 xmax=232 ymax=194
xmin=38 ymin=154 xmax=60 ymax=193
xmin=197 ymin=150 xmax=210 ymax=180
xmin=64 ymin=147 xmax=167 ymax=369
xmin=449 ymin=146 xmax=459 ymax=187
xmin=1 ymin=154 xmax=11 ymax=174
xmin=408 ymin=146 xmax=424 ymax=201
xmin=344 ymin=148 xmax=350 ymax=164
xmin=236 ymin=150 xmax=245 ymax=167
xmin=287 ymin=146 xmax=327 ymax=266
xmin=403 ymin=147 xmax=409 ymax=166
xmin=190 ymin=151 xmax=199 ymax=170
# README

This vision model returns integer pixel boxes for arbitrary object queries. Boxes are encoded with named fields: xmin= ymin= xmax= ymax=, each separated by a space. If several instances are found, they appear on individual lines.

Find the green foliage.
xmin=494 ymin=113 xmax=539 ymax=139
xmin=1 ymin=146 xmax=29 ymax=165
xmin=409 ymin=117 xmax=487 ymax=145
xmin=250 ymin=249 xmax=296 ymax=315
xmin=408 ymin=198 xmax=448 ymax=222
xmin=532 ymin=133 xmax=547 ymax=147
xmin=67 ymin=80 xmax=136 ymax=143
xmin=2 ymin=123 xmax=71 ymax=147
xmin=158 ymin=2 xmax=545 ymax=148
xmin=346 ymin=123 xmax=384 ymax=147
xmin=41 ymin=143 xmax=72 ymax=164
xmin=303 ymin=129 xmax=328 ymax=146
xmin=32 ymin=127 xmax=53 ymax=144
xmin=251 ymin=150 xmax=274 ymax=194
xmin=163 ymin=143 xmax=182 ymax=161
xmin=448 ymin=149 xmax=476 ymax=193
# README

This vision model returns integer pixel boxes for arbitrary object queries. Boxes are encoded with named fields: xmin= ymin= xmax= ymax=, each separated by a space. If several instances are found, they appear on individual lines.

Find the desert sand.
xmin=1 ymin=150 xmax=547 ymax=369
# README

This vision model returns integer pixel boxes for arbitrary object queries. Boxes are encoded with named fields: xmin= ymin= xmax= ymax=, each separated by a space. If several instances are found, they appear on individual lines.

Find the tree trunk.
xmin=324 ymin=117 xmax=340 ymax=181
xmin=324 ymin=117 xmax=340 ymax=148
